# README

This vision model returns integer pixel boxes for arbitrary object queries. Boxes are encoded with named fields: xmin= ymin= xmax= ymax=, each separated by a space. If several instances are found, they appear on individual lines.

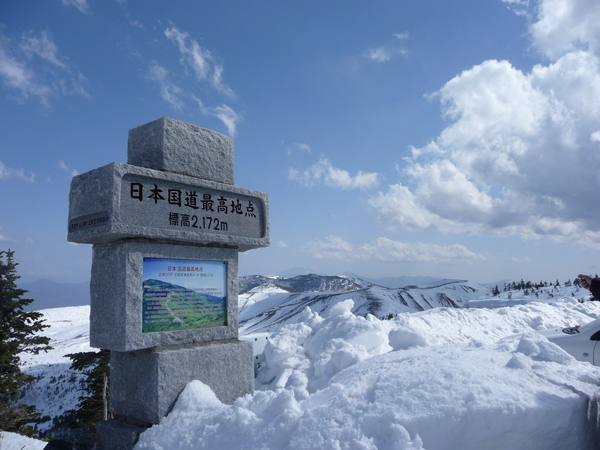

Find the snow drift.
xmin=136 ymin=296 xmax=600 ymax=450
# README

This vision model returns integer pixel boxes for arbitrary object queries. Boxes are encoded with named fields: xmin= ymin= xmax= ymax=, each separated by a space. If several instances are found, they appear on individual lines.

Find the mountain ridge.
xmin=239 ymin=278 xmax=489 ymax=332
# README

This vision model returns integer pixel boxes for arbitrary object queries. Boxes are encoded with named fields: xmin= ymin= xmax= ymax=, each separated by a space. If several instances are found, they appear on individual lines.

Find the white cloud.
xmin=148 ymin=64 xmax=184 ymax=110
xmin=304 ymin=236 xmax=486 ymax=264
xmin=361 ymin=238 xmax=487 ymax=263
xmin=365 ymin=48 xmax=391 ymax=62
xmin=0 ymin=161 xmax=35 ymax=183
xmin=370 ymin=1 xmax=600 ymax=247
xmin=165 ymin=27 xmax=235 ymax=99
xmin=59 ymin=161 xmax=79 ymax=177
xmin=191 ymin=96 xmax=241 ymax=136
xmin=0 ymin=28 xmax=88 ymax=106
xmin=304 ymin=236 xmax=355 ymax=261
xmin=289 ymin=158 xmax=379 ymax=190
xmin=61 ymin=0 xmax=91 ymax=14
xmin=364 ymin=32 xmax=409 ymax=63
xmin=0 ymin=232 xmax=15 ymax=242
xmin=511 ymin=256 xmax=531 ymax=263
xmin=525 ymin=0 xmax=600 ymax=60
xmin=286 ymin=143 xmax=311 ymax=156
xmin=20 ymin=30 xmax=67 ymax=69
xmin=149 ymin=25 xmax=241 ymax=135
xmin=277 ymin=241 xmax=289 ymax=248
xmin=0 ymin=36 xmax=52 ymax=106
xmin=207 ymin=104 xmax=240 ymax=137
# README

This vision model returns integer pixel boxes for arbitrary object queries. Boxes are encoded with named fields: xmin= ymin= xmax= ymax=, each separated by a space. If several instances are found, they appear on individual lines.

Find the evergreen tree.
xmin=64 ymin=349 xmax=112 ymax=439
xmin=0 ymin=250 xmax=51 ymax=435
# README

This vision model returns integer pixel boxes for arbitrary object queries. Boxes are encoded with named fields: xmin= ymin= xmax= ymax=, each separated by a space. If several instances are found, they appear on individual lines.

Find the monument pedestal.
xmin=96 ymin=419 xmax=149 ymax=450
xmin=110 ymin=339 xmax=254 ymax=424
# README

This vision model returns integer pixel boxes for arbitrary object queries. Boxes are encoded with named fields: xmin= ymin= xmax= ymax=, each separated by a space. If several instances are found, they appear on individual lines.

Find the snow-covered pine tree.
xmin=0 ymin=249 xmax=51 ymax=436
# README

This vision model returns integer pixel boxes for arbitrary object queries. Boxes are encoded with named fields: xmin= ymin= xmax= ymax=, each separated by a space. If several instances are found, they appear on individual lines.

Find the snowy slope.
xmin=19 ymin=306 xmax=94 ymax=433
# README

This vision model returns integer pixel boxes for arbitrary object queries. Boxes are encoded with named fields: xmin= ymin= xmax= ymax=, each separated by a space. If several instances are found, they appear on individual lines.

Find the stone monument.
xmin=67 ymin=117 xmax=269 ymax=449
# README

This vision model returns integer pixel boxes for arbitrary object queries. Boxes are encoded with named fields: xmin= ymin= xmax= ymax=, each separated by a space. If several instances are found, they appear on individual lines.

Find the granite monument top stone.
xmin=128 ymin=117 xmax=234 ymax=184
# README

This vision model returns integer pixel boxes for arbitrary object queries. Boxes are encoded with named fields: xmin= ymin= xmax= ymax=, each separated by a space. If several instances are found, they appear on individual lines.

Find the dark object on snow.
xmin=44 ymin=429 xmax=94 ymax=450
xmin=44 ymin=439 xmax=71 ymax=450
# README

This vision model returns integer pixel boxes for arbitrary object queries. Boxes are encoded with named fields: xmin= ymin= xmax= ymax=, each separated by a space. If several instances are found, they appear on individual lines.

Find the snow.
xmin=19 ymin=306 xmax=94 ymax=431
xmin=135 ymin=294 xmax=600 ymax=450
xmin=14 ymin=285 xmax=600 ymax=449
xmin=0 ymin=431 xmax=46 ymax=450
xmin=239 ymin=279 xmax=490 ymax=333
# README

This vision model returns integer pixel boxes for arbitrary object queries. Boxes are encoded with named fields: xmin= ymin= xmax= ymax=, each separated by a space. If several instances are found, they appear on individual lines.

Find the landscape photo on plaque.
xmin=142 ymin=258 xmax=227 ymax=333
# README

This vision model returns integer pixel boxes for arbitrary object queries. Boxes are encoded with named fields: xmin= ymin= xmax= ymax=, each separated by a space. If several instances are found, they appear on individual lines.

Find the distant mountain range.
xmin=19 ymin=274 xmax=490 ymax=315
xmin=20 ymin=279 xmax=90 ymax=312
xmin=239 ymin=275 xmax=490 ymax=332
xmin=239 ymin=273 xmax=369 ymax=294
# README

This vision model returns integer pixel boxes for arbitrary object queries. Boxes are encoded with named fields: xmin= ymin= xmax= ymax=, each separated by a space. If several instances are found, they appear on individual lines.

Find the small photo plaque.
xmin=142 ymin=258 xmax=227 ymax=333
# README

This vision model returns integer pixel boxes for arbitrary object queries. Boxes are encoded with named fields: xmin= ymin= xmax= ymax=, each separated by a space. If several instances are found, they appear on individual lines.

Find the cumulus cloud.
xmin=369 ymin=0 xmax=600 ymax=247
xmin=289 ymin=158 xmax=379 ymax=190
xmin=304 ymin=236 xmax=486 ymax=264
xmin=0 ymin=161 xmax=35 ymax=182
xmin=522 ymin=0 xmax=600 ymax=60
xmin=0 ymin=28 xmax=89 ymax=106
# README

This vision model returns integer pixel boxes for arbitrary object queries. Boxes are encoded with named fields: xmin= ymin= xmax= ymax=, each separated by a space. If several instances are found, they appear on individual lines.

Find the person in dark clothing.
xmin=578 ymin=274 xmax=600 ymax=299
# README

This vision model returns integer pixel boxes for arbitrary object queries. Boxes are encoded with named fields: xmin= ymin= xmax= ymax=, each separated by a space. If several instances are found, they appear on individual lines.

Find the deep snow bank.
xmin=0 ymin=431 xmax=46 ymax=450
xmin=135 ymin=299 xmax=600 ymax=450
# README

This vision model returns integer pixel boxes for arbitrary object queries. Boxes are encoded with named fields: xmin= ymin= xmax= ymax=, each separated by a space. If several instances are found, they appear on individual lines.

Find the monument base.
xmin=96 ymin=418 xmax=149 ymax=450
xmin=110 ymin=339 xmax=254 ymax=424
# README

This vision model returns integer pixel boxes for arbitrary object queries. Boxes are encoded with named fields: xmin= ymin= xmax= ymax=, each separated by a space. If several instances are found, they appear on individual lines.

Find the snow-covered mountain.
xmin=239 ymin=273 xmax=368 ymax=294
xmin=239 ymin=277 xmax=488 ymax=332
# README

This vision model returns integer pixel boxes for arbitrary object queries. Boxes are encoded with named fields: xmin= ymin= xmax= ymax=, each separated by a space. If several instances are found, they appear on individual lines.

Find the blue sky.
xmin=2 ymin=0 xmax=600 ymax=285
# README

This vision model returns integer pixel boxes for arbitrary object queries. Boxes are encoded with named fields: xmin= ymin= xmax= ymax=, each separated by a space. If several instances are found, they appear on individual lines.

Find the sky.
xmin=2 ymin=0 xmax=600 ymax=285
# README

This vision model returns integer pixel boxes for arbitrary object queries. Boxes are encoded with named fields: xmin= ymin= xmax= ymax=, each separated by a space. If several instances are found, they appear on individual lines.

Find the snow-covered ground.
xmin=19 ymin=306 xmax=94 ymax=433
xmin=14 ymin=284 xmax=600 ymax=449
xmin=0 ymin=431 xmax=47 ymax=450
xmin=136 ymin=288 xmax=600 ymax=450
